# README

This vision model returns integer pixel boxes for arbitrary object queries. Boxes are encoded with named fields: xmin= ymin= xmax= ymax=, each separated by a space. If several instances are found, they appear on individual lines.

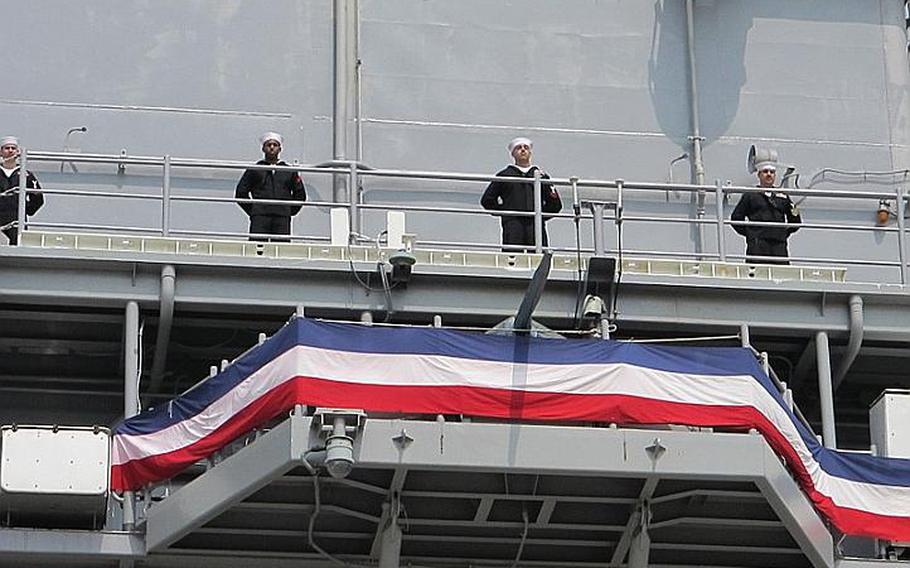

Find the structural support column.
xmin=815 ymin=331 xmax=837 ymax=449
xmin=123 ymin=301 xmax=140 ymax=531
xmin=377 ymin=504 xmax=402 ymax=568
xmin=627 ymin=500 xmax=651 ymax=568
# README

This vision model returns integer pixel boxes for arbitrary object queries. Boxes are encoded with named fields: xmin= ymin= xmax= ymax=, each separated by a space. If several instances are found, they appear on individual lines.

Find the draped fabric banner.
xmin=112 ymin=319 xmax=910 ymax=541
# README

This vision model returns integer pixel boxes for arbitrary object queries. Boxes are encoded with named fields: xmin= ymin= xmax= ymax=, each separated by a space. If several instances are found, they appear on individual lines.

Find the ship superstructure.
xmin=2 ymin=2 xmax=910 ymax=567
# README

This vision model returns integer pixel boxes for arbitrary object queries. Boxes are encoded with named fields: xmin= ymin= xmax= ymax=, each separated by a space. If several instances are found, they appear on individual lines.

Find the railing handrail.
xmin=13 ymin=148 xmax=910 ymax=285
xmin=29 ymin=150 xmax=906 ymax=200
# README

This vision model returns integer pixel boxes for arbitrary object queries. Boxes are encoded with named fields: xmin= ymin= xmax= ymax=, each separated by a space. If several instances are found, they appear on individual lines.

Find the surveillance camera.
xmin=582 ymin=295 xmax=606 ymax=318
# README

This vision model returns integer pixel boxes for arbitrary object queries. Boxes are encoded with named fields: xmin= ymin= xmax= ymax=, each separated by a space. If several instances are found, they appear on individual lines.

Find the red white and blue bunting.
xmin=112 ymin=319 xmax=910 ymax=541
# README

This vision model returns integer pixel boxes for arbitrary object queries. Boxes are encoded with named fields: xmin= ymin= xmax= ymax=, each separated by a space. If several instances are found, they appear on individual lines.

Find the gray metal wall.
xmin=4 ymin=1 xmax=910 ymax=280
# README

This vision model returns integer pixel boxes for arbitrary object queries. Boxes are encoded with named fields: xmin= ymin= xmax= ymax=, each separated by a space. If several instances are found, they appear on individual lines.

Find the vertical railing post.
xmin=533 ymin=169 xmax=543 ymax=253
xmin=349 ymin=161 xmax=360 ymax=238
xmin=16 ymin=148 xmax=27 ymax=243
xmin=591 ymin=202 xmax=606 ymax=256
xmin=896 ymin=186 xmax=907 ymax=285
xmin=161 ymin=155 xmax=171 ymax=237
xmin=123 ymin=300 xmax=141 ymax=530
xmin=816 ymin=330 xmax=837 ymax=449
xmin=739 ymin=323 xmax=750 ymax=348
xmin=715 ymin=179 xmax=726 ymax=262
xmin=616 ymin=178 xmax=625 ymax=258
xmin=600 ymin=316 xmax=611 ymax=340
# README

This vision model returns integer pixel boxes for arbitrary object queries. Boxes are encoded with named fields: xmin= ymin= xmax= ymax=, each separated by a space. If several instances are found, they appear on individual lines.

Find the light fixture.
xmin=387 ymin=249 xmax=417 ymax=284
xmin=313 ymin=408 xmax=366 ymax=479
xmin=576 ymin=256 xmax=616 ymax=325
xmin=582 ymin=295 xmax=606 ymax=318
xmin=877 ymin=199 xmax=894 ymax=226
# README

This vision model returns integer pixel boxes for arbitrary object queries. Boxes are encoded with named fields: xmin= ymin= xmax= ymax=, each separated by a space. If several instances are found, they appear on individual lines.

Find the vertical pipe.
xmin=685 ymin=0 xmax=706 ymax=259
xmin=349 ymin=161 xmax=361 ymax=237
xmin=123 ymin=300 xmax=140 ymax=531
xmin=816 ymin=330 xmax=837 ymax=449
xmin=148 ymin=265 xmax=176 ymax=394
xmin=591 ymin=203 xmax=606 ymax=256
xmin=715 ymin=179 xmax=726 ymax=261
xmin=161 ymin=155 xmax=171 ymax=237
xmin=832 ymin=295 xmax=864 ymax=390
xmin=684 ymin=0 xmax=705 ymax=187
xmin=332 ymin=0 xmax=348 ymax=203
xmin=533 ymin=169 xmax=543 ymax=253
xmin=352 ymin=0 xmax=363 ymax=162
xmin=16 ymin=149 xmax=27 ymax=243
xmin=897 ymin=187 xmax=907 ymax=285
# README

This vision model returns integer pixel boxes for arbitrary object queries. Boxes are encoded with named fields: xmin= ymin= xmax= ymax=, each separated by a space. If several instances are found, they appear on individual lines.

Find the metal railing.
xmin=11 ymin=149 xmax=909 ymax=284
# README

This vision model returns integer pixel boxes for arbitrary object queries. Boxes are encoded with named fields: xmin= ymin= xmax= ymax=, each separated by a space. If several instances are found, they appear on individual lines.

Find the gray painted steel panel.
xmin=3 ymin=1 xmax=910 ymax=272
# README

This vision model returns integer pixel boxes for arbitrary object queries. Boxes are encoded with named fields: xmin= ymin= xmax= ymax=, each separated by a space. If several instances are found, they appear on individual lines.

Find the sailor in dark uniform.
xmin=235 ymin=132 xmax=307 ymax=242
xmin=731 ymin=159 xmax=801 ymax=265
xmin=0 ymin=136 xmax=43 ymax=246
xmin=481 ymin=137 xmax=562 ymax=252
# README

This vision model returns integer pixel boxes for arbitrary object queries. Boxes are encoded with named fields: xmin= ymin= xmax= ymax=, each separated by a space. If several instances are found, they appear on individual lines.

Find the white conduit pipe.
xmin=149 ymin=265 xmax=176 ymax=394
xmin=833 ymin=295 xmax=864 ymax=391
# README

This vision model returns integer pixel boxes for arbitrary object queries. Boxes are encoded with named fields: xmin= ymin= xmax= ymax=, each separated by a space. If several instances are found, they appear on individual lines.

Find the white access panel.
xmin=0 ymin=425 xmax=109 ymax=494
xmin=0 ymin=425 xmax=110 ymax=529
xmin=870 ymin=390 xmax=910 ymax=459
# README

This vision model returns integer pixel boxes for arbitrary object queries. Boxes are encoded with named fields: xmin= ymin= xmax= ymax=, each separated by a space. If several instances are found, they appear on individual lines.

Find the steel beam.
xmin=349 ymin=419 xmax=766 ymax=478
xmin=5 ymin=249 xmax=910 ymax=344
xmin=145 ymin=416 xmax=306 ymax=551
xmin=755 ymin=435 xmax=834 ymax=568
xmin=0 ymin=528 xmax=143 ymax=558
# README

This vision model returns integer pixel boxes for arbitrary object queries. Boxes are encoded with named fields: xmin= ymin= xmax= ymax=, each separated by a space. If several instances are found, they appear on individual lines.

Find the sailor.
xmin=731 ymin=156 xmax=801 ymax=265
xmin=235 ymin=132 xmax=307 ymax=242
xmin=0 ymin=136 xmax=43 ymax=246
xmin=481 ymin=137 xmax=562 ymax=252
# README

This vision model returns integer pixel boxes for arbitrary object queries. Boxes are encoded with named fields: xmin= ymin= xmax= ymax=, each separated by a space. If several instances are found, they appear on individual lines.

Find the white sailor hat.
xmin=508 ymin=137 xmax=532 ymax=154
xmin=259 ymin=132 xmax=283 ymax=146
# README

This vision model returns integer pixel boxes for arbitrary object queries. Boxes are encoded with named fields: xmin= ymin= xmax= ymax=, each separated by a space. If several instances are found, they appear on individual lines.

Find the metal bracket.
xmin=392 ymin=428 xmax=414 ymax=451
xmin=645 ymin=437 xmax=667 ymax=462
